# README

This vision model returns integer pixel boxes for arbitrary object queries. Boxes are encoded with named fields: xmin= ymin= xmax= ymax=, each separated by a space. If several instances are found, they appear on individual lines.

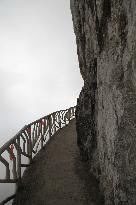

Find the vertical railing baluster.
xmin=23 ymin=130 xmax=32 ymax=163
xmin=21 ymin=134 xmax=26 ymax=153
xmin=48 ymin=115 xmax=52 ymax=138
xmin=32 ymin=124 xmax=35 ymax=147
xmin=43 ymin=118 xmax=46 ymax=135
xmin=7 ymin=147 xmax=17 ymax=180
xmin=28 ymin=126 xmax=33 ymax=163
xmin=27 ymin=136 xmax=30 ymax=156
xmin=16 ymin=138 xmax=21 ymax=185
xmin=58 ymin=112 xmax=61 ymax=128
xmin=53 ymin=113 xmax=56 ymax=133
xmin=40 ymin=120 xmax=44 ymax=149
xmin=68 ymin=109 xmax=70 ymax=122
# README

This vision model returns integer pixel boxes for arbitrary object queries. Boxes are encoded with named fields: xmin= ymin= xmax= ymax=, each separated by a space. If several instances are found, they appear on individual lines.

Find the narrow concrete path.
xmin=13 ymin=119 xmax=103 ymax=205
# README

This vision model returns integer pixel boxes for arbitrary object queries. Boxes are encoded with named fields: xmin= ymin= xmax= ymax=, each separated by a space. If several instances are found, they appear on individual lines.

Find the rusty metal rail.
xmin=0 ymin=106 xmax=76 ymax=204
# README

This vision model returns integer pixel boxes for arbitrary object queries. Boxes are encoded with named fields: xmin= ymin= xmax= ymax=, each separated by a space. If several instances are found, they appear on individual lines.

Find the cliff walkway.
xmin=0 ymin=107 xmax=103 ymax=205
xmin=13 ymin=119 xmax=95 ymax=205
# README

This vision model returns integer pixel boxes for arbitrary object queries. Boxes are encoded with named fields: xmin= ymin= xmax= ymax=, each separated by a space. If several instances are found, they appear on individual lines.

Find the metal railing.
xmin=0 ymin=106 xmax=76 ymax=205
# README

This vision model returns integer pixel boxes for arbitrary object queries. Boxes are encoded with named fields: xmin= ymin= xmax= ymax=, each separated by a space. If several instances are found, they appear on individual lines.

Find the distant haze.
xmin=0 ymin=0 xmax=83 ymax=145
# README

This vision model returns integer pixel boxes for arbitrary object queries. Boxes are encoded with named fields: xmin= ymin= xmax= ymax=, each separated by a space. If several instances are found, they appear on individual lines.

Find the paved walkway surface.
xmin=13 ymin=119 xmax=104 ymax=205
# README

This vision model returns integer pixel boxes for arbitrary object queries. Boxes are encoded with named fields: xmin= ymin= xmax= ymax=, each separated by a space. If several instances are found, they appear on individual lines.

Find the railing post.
xmin=68 ymin=109 xmax=71 ymax=121
xmin=29 ymin=133 xmax=32 ymax=163
xmin=58 ymin=112 xmax=61 ymax=128
xmin=66 ymin=110 xmax=70 ymax=123
xmin=40 ymin=121 xmax=44 ymax=149
xmin=53 ymin=113 xmax=56 ymax=133
xmin=17 ymin=138 xmax=21 ymax=186
xmin=26 ymin=127 xmax=32 ymax=164
xmin=48 ymin=115 xmax=52 ymax=138
xmin=64 ymin=113 xmax=66 ymax=125
xmin=7 ymin=147 xmax=17 ymax=181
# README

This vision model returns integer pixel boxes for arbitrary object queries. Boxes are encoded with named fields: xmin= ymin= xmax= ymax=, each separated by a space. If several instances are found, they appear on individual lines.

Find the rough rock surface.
xmin=70 ymin=0 xmax=136 ymax=204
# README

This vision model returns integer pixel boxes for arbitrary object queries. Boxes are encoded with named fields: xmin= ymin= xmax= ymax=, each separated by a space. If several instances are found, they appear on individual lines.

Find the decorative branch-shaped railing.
xmin=0 ymin=106 xmax=76 ymax=205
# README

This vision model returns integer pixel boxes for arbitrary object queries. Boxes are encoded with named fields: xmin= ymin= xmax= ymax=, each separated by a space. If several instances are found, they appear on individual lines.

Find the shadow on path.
xmin=13 ymin=119 xmax=104 ymax=205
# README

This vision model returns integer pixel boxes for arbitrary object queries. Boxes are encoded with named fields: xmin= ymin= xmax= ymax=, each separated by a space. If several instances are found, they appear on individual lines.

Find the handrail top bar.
xmin=27 ymin=106 xmax=76 ymax=127
xmin=0 ymin=106 xmax=76 ymax=155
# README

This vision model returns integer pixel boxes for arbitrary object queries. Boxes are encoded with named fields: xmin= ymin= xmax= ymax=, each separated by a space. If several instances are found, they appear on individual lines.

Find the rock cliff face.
xmin=70 ymin=0 xmax=136 ymax=204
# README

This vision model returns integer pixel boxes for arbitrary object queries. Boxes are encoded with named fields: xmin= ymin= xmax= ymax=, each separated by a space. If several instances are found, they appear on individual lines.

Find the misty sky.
xmin=0 ymin=0 xmax=83 ymax=145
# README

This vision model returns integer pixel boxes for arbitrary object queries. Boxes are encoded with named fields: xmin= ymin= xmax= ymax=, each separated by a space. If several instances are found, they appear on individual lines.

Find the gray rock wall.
xmin=70 ymin=0 xmax=136 ymax=204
